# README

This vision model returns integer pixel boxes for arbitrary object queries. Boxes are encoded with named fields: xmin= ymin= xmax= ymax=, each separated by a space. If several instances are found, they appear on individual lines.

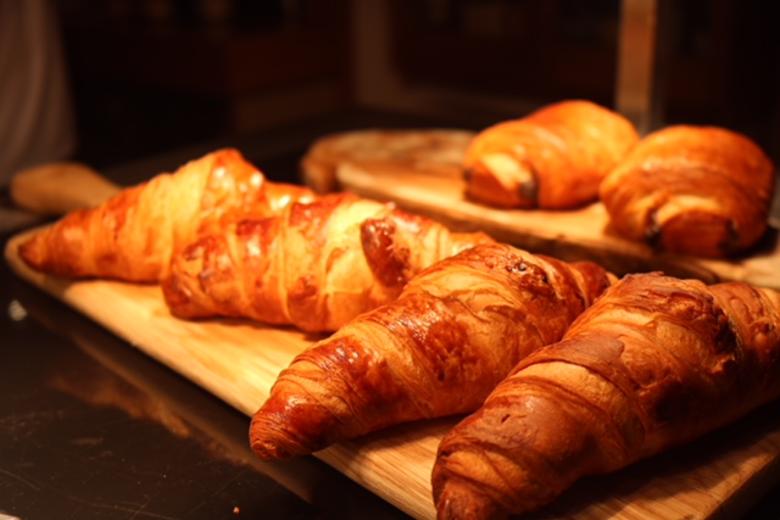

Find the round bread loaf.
xmin=301 ymin=129 xmax=474 ymax=193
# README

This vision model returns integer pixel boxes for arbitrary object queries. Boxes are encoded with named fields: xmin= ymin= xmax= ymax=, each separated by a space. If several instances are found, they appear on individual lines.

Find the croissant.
xmin=162 ymin=192 xmax=493 ymax=332
xmin=432 ymin=273 xmax=780 ymax=519
xmin=600 ymin=125 xmax=775 ymax=257
xmin=249 ymin=243 xmax=613 ymax=458
xmin=465 ymin=100 xmax=638 ymax=209
xmin=18 ymin=149 xmax=313 ymax=282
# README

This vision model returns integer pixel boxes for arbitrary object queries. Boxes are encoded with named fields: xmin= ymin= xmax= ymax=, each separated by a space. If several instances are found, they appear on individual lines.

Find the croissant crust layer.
xmin=249 ymin=243 xmax=613 ymax=458
xmin=162 ymin=193 xmax=493 ymax=331
xmin=19 ymin=148 xmax=313 ymax=282
xmin=433 ymin=273 xmax=780 ymax=519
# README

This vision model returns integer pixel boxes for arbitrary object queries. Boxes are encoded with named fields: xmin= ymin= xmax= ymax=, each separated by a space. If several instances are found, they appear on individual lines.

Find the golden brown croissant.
xmin=465 ymin=100 xmax=638 ymax=209
xmin=249 ymin=243 xmax=613 ymax=458
xmin=18 ymin=149 xmax=314 ymax=282
xmin=433 ymin=273 xmax=780 ymax=519
xmin=162 ymin=192 xmax=493 ymax=332
xmin=600 ymin=125 xmax=775 ymax=257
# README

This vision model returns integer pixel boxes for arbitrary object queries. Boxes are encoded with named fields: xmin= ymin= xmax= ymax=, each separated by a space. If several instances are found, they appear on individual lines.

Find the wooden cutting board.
xmin=7 ymin=229 xmax=780 ymax=520
xmin=337 ymin=164 xmax=780 ymax=290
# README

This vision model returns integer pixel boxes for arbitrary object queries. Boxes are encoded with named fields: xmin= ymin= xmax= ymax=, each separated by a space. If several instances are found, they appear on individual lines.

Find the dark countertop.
xmin=2 ymin=109 xmax=780 ymax=519
xmin=0 ymin=252 xmax=406 ymax=520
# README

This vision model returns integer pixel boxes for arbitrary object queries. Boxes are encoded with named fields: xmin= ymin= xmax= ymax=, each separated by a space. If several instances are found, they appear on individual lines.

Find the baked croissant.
xmin=432 ymin=273 xmax=780 ymax=519
xmin=465 ymin=100 xmax=638 ymax=209
xmin=18 ymin=149 xmax=314 ymax=282
xmin=249 ymin=243 xmax=613 ymax=458
xmin=600 ymin=125 xmax=775 ymax=257
xmin=162 ymin=192 xmax=493 ymax=332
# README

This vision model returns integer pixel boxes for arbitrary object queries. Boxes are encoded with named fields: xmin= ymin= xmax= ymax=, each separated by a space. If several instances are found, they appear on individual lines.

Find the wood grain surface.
xmin=336 ymin=163 xmax=780 ymax=290
xmin=7 ymin=229 xmax=780 ymax=520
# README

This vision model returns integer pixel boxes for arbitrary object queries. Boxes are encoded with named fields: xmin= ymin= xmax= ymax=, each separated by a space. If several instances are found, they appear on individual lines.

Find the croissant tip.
xmin=248 ymin=434 xmax=289 ymax=460
xmin=434 ymin=478 xmax=505 ymax=520
xmin=249 ymin=410 xmax=308 ymax=460
xmin=18 ymin=234 xmax=44 ymax=270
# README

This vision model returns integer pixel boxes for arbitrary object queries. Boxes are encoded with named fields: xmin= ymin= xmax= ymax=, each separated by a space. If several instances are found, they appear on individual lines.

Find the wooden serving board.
xmin=337 ymin=164 xmax=780 ymax=290
xmin=7 ymin=229 xmax=780 ymax=520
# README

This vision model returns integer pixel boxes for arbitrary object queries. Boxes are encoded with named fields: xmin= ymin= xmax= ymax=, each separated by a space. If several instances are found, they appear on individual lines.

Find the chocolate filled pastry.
xmin=433 ymin=273 xmax=780 ymax=519
xmin=163 ymin=193 xmax=493 ymax=332
xmin=464 ymin=100 xmax=638 ymax=209
xmin=600 ymin=125 xmax=775 ymax=257
xmin=249 ymin=243 xmax=613 ymax=458
xmin=18 ymin=149 xmax=314 ymax=282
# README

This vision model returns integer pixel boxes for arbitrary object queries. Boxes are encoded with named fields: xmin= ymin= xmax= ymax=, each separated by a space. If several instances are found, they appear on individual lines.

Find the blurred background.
xmin=2 ymin=0 xmax=779 ymax=184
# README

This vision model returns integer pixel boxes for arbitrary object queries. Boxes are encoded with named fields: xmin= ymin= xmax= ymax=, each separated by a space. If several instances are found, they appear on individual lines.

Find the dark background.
xmin=52 ymin=0 xmax=780 ymax=176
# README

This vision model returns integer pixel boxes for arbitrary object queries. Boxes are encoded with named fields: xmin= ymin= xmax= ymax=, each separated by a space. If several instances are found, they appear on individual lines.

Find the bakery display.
xmin=18 ymin=148 xmax=314 ymax=282
xmin=432 ymin=273 xmax=780 ymax=519
xmin=7 ymin=100 xmax=780 ymax=519
xmin=301 ymin=129 xmax=475 ymax=193
xmin=162 ymin=192 xmax=492 ymax=332
xmin=249 ymin=243 xmax=613 ymax=458
xmin=464 ymin=100 xmax=639 ymax=209
xmin=600 ymin=125 xmax=775 ymax=258
xmin=9 ymin=228 xmax=780 ymax=520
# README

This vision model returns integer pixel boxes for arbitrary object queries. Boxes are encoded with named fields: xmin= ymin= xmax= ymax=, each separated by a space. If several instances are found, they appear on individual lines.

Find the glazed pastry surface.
xmin=249 ymin=243 xmax=613 ymax=457
xmin=433 ymin=273 xmax=780 ymax=519
xmin=600 ymin=125 xmax=775 ymax=257
xmin=465 ymin=100 xmax=638 ymax=209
